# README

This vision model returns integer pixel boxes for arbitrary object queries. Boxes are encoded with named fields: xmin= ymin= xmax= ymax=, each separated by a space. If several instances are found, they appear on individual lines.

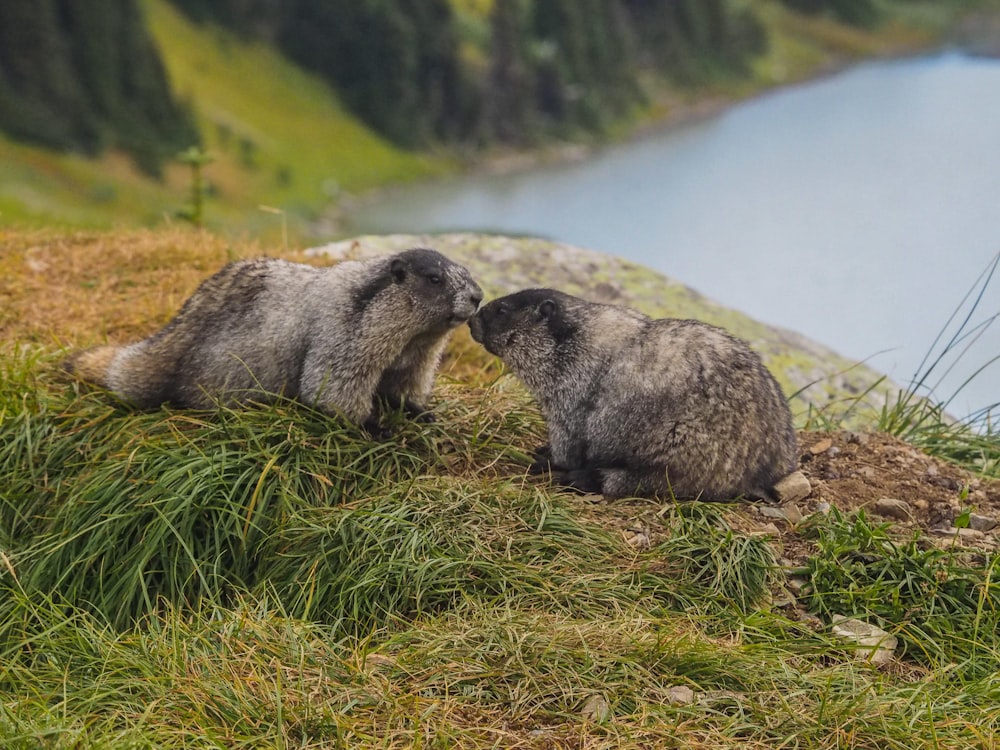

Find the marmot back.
xmin=469 ymin=288 xmax=798 ymax=501
xmin=65 ymin=248 xmax=483 ymax=431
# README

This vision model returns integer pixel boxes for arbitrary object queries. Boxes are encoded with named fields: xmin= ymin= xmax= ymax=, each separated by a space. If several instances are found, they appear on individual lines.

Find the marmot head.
xmin=469 ymin=289 xmax=581 ymax=375
xmin=360 ymin=248 xmax=483 ymax=328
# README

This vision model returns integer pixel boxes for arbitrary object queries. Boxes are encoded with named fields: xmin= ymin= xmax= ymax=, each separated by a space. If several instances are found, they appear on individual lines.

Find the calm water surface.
xmin=347 ymin=53 xmax=1000 ymax=419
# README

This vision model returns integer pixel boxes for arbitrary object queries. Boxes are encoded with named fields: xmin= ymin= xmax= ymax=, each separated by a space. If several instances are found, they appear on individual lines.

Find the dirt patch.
xmin=764 ymin=429 xmax=1000 ymax=565
xmin=795 ymin=430 xmax=999 ymax=528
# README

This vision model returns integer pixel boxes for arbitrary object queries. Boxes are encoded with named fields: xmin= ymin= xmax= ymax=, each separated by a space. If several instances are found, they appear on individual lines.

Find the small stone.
xmin=580 ymin=694 xmax=611 ymax=723
xmin=758 ymin=506 xmax=789 ymax=521
xmin=931 ymin=527 xmax=985 ymax=540
xmin=795 ymin=609 xmax=824 ymax=629
xmin=967 ymin=513 xmax=998 ymax=533
xmin=873 ymin=498 xmax=912 ymax=521
xmin=957 ymin=527 xmax=985 ymax=540
xmin=773 ymin=471 xmax=811 ymax=504
xmin=782 ymin=503 xmax=804 ymax=525
xmin=666 ymin=685 xmax=696 ymax=706
xmin=787 ymin=576 xmax=809 ymax=594
xmin=846 ymin=431 xmax=871 ymax=445
xmin=913 ymin=499 xmax=929 ymax=512
xmin=830 ymin=615 xmax=897 ymax=666
xmin=929 ymin=476 xmax=963 ymax=492
xmin=809 ymin=438 xmax=833 ymax=455
xmin=749 ymin=522 xmax=781 ymax=537
xmin=827 ymin=446 xmax=841 ymax=457
xmin=625 ymin=530 xmax=651 ymax=549
xmin=771 ymin=591 xmax=796 ymax=608
xmin=815 ymin=501 xmax=831 ymax=514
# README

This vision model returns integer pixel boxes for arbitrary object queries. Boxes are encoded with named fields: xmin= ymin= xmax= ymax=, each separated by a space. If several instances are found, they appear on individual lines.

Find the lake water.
xmin=346 ymin=52 xmax=1000 ymax=421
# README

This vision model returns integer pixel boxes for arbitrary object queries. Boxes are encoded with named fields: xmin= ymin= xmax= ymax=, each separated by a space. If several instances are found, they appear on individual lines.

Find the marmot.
xmin=65 ymin=248 xmax=483 ymax=430
xmin=468 ymin=288 xmax=798 ymax=501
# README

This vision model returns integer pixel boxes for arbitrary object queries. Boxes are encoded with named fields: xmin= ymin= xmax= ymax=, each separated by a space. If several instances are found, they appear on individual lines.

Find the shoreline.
xmin=315 ymin=5 xmax=1000 ymax=238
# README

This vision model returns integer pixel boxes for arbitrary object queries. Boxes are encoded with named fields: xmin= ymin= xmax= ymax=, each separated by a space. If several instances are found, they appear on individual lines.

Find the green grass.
xmin=2 ymin=341 xmax=1000 ymax=747
xmin=0 ymin=134 xmax=181 ymax=229
xmin=801 ymin=507 xmax=1000 ymax=672
xmin=143 ymin=0 xmax=451 ymax=207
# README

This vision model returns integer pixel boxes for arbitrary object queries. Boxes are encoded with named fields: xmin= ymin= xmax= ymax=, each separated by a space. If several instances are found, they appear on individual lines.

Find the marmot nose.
xmin=470 ymin=290 xmax=483 ymax=310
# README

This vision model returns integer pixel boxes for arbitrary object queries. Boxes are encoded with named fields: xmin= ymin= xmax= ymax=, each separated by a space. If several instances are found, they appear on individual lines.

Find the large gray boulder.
xmin=308 ymin=233 xmax=895 ymax=423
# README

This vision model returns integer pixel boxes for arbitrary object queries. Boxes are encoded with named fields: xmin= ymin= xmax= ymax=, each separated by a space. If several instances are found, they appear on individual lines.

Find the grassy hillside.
xmin=2 ymin=226 xmax=999 ymax=747
xmin=142 ymin=0 xmax=450 ymax=228
xmin=0 ymin=0 xmax=449 ymax=239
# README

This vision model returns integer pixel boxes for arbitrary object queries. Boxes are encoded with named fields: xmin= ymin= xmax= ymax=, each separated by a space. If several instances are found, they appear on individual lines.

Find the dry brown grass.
xmin=0 ymin=226 xmax=496 ymax=387
xmin=0 ymin=227 xmax=321 ymax=347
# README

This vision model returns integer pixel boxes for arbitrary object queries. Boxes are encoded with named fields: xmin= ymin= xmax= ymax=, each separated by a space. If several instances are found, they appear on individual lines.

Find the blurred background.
xmin=1 ymin=0 xmax=998 ymax=418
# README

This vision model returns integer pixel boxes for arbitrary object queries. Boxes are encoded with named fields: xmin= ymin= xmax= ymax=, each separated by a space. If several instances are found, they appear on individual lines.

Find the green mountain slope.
xmin=0 ymin=0 xmax=449 ymax=236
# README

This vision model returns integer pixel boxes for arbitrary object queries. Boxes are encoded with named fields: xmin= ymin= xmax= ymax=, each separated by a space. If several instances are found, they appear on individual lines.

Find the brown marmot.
xmin=65 ymin=248 xmax=483 ymax=431
xmin=468 ymin=288 xmax=797 ymax=501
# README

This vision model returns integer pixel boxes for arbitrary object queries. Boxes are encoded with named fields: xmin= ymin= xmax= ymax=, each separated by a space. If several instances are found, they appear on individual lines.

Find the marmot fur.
xmin=468 ymin=288 xmax=798 ymax=501
xmin=65 ymin=248 xmax=483 ymax=430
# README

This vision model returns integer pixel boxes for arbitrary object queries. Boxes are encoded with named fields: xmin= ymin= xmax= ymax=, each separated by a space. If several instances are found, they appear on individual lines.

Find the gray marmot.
xmin=468 ymin=288 xmax=798 ymax=501
xmin=65 ymin=248 xmax=483 ymax=431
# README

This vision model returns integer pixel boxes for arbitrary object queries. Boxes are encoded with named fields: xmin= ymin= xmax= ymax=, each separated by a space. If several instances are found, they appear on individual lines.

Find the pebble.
xmin=666 ymin=685 xmax=696 ymax=706
xmin=580 ymin=694 xmax=611 ymax=723
xmin=749 ymin=522 xmax=781 ymax=537
xmin=809 ymin=438 xmax=833 ymax=455
xmin=830 ymin=615 xmax=897 ymax=666
xmin=873 ymin=497 xmax=913 ymax=521
xmin=931 ymin=527 xmax=985 ymax=540
xmin=773 ymin=471 xmax=812 ymax=504
xmin=625 ymin=530 xmax=651 ymax=549
xmin=782 ymin=503 xmax=804 ymax=525
xmin=787 ymin=577 xmax=809 ymax=594
xmin=967 ymin=513 xmax=998 ymax=533
xmin=758 ymin=506 xmax=789 ymax=521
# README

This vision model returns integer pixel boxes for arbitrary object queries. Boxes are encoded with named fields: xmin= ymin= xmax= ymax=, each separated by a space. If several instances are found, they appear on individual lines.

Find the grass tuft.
xmin=1 ymin=348 xmax=773 ymax=638
xmin=803 ymin=251 xmax=1000 ymax=481
xmin=802 ymin=507 xmax=1000 ymax=673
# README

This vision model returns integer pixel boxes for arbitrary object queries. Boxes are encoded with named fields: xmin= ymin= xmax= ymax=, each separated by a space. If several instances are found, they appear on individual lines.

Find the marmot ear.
xmin=390 ymin=258 xmax=407 ymax=283
xmin=537 ymin=299 xmax=556 ymax=321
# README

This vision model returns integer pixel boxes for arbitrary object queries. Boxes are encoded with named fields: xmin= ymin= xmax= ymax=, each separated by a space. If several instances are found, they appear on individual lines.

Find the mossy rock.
xmin=309 ymin=233 xmax=896 ymax=425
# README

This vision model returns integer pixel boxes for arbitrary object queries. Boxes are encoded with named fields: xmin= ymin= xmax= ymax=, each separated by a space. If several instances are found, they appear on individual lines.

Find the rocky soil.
xmin=582 ymin=428 xmax=1000 ymax=566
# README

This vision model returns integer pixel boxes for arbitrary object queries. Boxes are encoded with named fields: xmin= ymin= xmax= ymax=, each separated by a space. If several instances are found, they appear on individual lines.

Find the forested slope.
xmin=0 ymin=0 xmax=196 ymax=175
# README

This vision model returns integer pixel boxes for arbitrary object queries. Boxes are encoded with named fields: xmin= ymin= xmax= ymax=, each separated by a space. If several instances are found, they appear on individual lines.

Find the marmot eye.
xmin=428 ymin=274 xmax=442 ymax=284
